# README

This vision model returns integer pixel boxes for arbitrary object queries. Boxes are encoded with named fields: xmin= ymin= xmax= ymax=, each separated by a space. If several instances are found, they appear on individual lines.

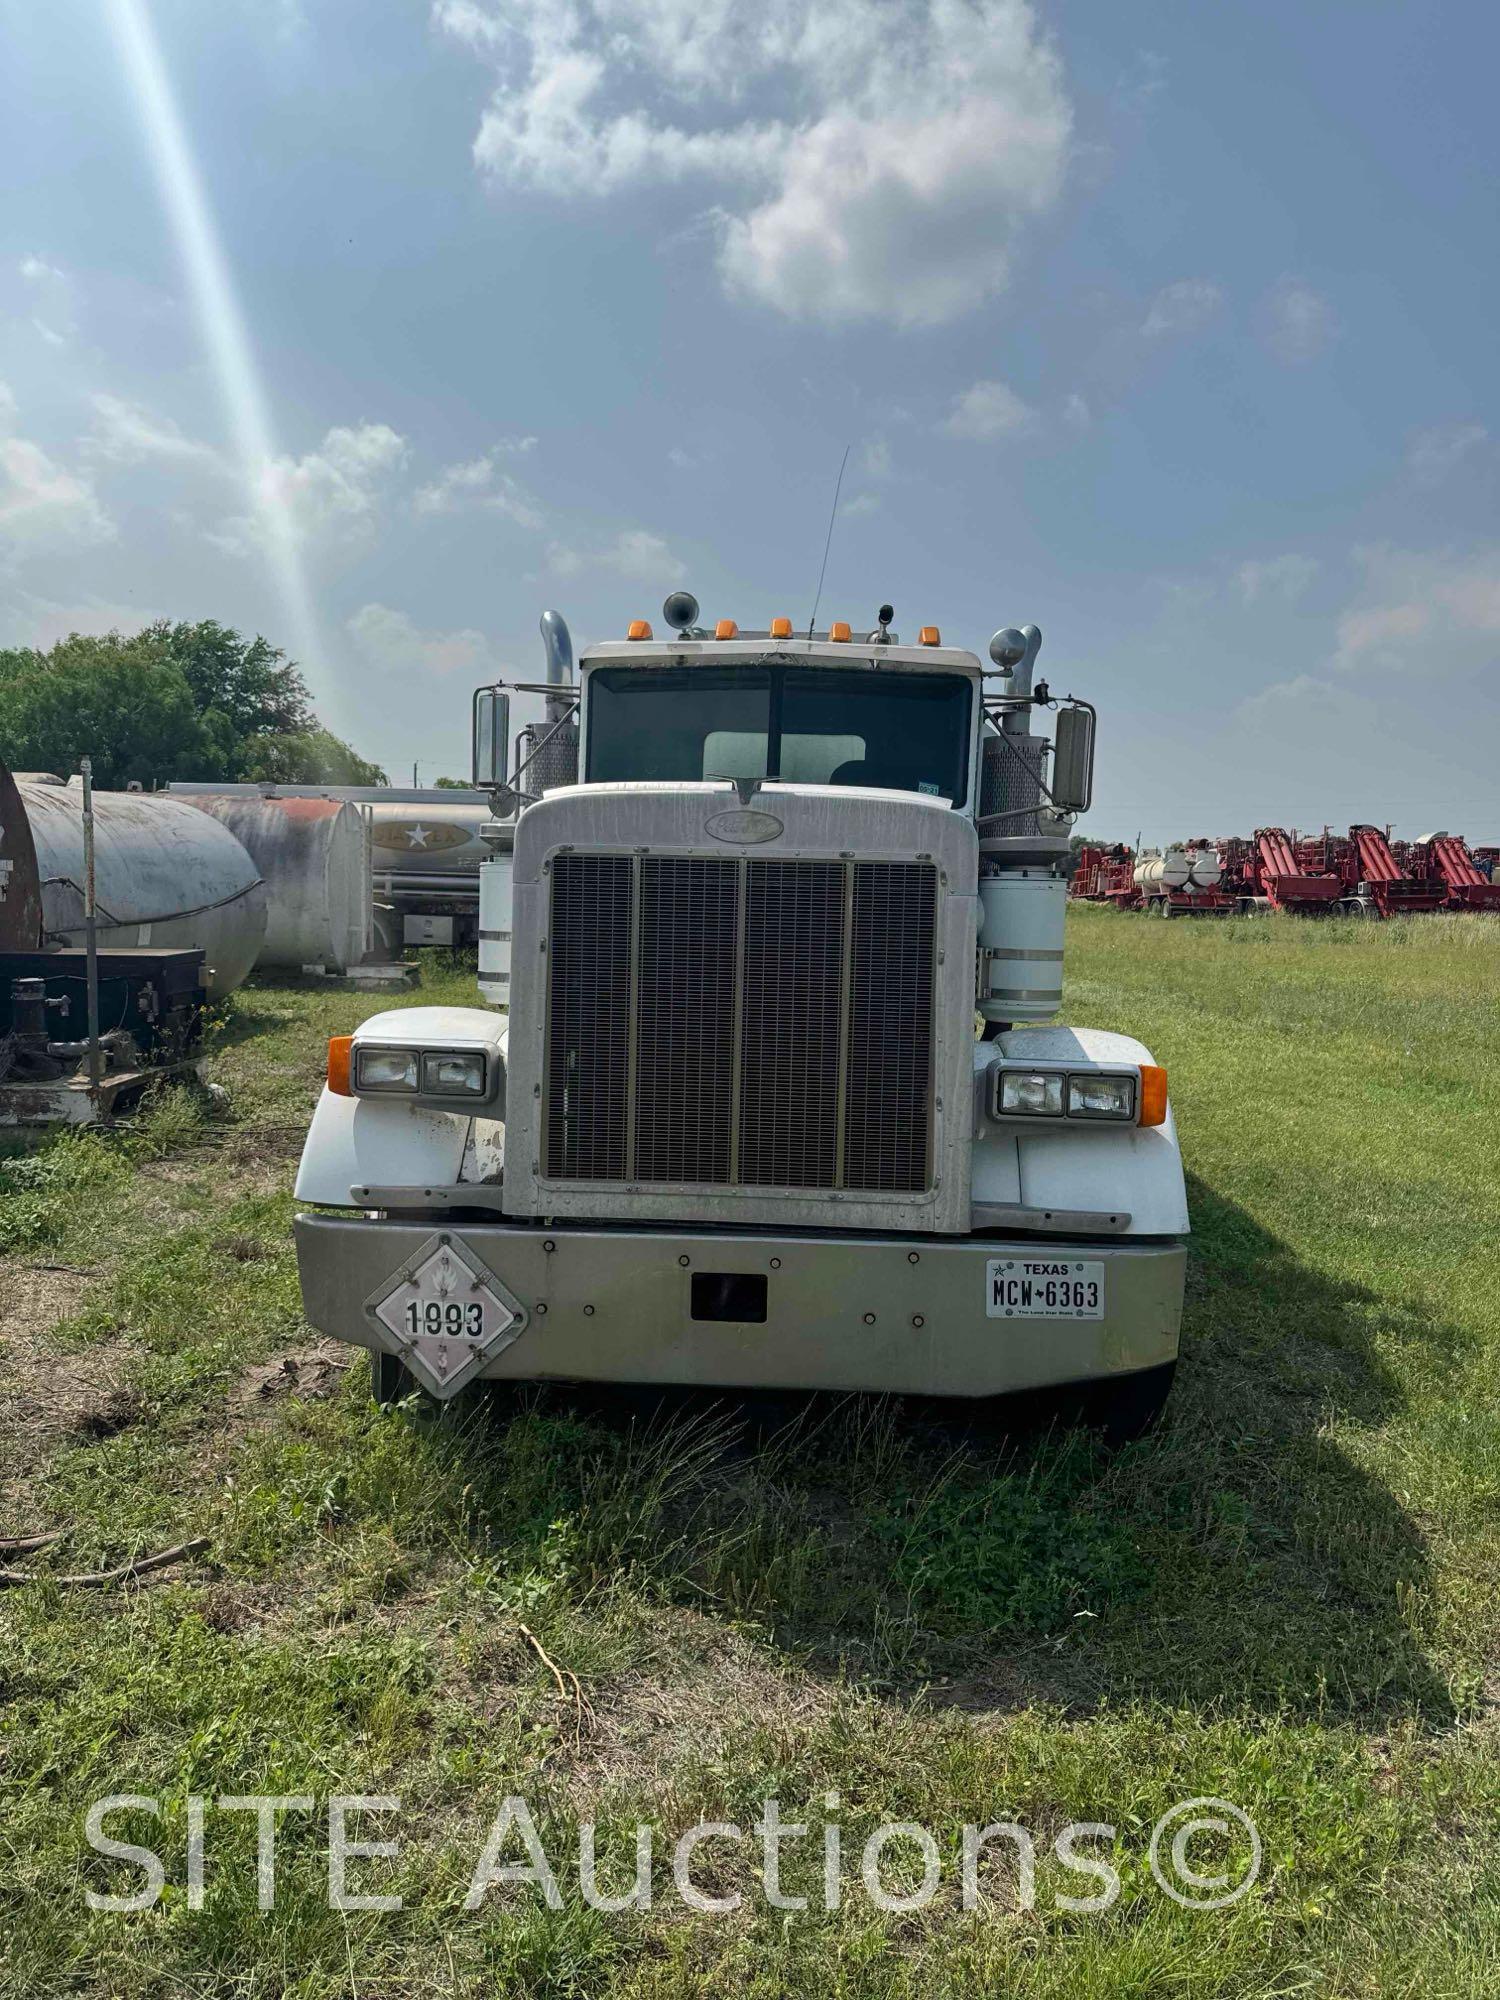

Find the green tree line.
xmin=0 ymin=621 xmax=386 ymax=790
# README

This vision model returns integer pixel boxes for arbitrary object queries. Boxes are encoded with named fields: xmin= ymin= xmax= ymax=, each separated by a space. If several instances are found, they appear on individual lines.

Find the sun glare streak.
xmin=104 ymin=0 xmax=324 ymax=689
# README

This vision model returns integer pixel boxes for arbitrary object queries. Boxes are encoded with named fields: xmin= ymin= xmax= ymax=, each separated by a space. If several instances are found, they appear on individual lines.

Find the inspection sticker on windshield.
xmin=986 ymin=1258 xmax=1105 ymax=1319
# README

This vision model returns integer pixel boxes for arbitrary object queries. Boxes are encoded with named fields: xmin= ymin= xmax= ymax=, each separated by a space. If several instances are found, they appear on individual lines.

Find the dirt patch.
xmin=235 ymin=1342 xmax=351 ymax=1408
xmin=0 ymin=1256 xmax=136 ymax=1513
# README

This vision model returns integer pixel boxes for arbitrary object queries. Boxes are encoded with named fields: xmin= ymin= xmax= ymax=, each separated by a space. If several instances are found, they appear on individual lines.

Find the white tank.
xmin=180 ymin=795 xmax=371 ymax=972
xmin=1185 ymin=846 xmax=1222 ymax=890
xmin=977 ymin=867 xmax=1065 ymax=1023
xmin=1134 ymin=849 xmax=1192 ymax=892
xmin=365 ymin=798 xmax=491 ymax=883
xmin=18 ymin=780 xmax=267 ymax=996
xmin=477 ymin=836 xmax=514 ymax=1011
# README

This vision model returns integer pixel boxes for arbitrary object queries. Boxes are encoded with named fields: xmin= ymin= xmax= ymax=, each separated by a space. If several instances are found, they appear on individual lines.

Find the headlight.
xmin=1067 ymin=1072 xmax=1136 ymax=1121
xmin=355 ymin=1046 xmax=419 ymax=1092
xmin=1000 ymin=1070 xmax=1064 ymax=1116
xmin=421 ymin=1050 xmax=487 ymax=1097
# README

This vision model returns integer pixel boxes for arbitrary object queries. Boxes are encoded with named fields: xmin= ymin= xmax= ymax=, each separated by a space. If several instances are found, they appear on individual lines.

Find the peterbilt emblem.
xmin=705 ymin=809 xmax=784 ymax=844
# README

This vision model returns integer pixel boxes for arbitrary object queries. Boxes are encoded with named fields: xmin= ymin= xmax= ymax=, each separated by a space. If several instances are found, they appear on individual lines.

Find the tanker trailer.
xmin=179 ymin=794 xmax=372 ymax=972
xmin=15 ymin=778 xmax=266 ymax=996
xmin=292 ymin=596 xmax=1189 ymax=1441
xmin=1133 ymin=847 xmax=1191 ymax=916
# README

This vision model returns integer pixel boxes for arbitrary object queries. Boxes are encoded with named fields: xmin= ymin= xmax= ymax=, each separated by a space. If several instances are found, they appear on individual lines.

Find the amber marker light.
xmin=627 ymin=619 xmax=653 ymax=640
xmin=327 ymin=1035 xmax=354 ymax=1097
xmin=769 ymin=616 xmax=793 ymax=638
xmin=715 ymin=619 xmax=738 ymax=639
xmin=918 ymin=626 xmax=941 ymax=646
xmin=1138 ymin=1065 xmax=1169 ymax=1127
xmin=828 ymin=621 xmax=851 ymax=641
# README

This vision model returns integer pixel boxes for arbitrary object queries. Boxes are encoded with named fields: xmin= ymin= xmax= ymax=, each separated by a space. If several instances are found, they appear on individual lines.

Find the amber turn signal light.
xmin=327 ymin=1035 xmax=354 ymax=1097
xmin=1138 ymin=1065 xmax=1168 ymax=1127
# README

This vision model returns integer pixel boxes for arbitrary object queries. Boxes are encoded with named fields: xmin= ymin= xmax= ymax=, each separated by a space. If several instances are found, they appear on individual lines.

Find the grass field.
xmin=2 ymin=909 xmax=1498 ymax=1996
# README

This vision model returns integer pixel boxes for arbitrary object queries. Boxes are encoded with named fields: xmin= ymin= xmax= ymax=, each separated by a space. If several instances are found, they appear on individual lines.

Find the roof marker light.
xmin=770 ymin=616 xmax=793 ymax=639
xmin=918 ymin=626 xmax=941 ymax=646
xmin=715 ymin=618 xmax=738 ymax=639
xmin=627 ymin=620 xmax=653 ymax=640
xmin=828 ymin=621 xmax=851 ymax=642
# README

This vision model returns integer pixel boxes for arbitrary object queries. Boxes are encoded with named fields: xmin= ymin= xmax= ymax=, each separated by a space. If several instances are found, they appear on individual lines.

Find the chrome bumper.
xmin=295 ymin=1212 xmax=1185 ymax=1400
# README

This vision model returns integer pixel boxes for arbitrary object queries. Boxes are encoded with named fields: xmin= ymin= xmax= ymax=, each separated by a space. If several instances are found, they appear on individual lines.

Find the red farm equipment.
xmin=1070 ymin=843 xmax=1140 ymax=907
xmin=1248 ymin=828 xmax=1342 ymax=912
xmin=1396 ymin=834 xmax=1500 ymax=913
xmin=1295 ymin=825 xmax=1446 ymax=918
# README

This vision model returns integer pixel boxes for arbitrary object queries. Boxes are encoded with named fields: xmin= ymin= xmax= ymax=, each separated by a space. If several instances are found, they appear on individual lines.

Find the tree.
xmin=241 ymin=728 xmax=386 ymax=786
xmin=0 ymin=621 xmax=386 ymax=788
xmin=0 ymin=645 xmax=209 ymax=789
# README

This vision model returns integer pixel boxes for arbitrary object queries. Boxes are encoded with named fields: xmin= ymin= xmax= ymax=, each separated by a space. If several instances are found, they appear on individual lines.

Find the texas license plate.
xmin=986 ymin=1258 xmax=1105 ymax=1320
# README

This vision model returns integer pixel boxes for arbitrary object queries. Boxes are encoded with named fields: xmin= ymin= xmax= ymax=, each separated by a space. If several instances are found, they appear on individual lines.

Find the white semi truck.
xmin=293 ymin=597 xmax=1188 ymax=1433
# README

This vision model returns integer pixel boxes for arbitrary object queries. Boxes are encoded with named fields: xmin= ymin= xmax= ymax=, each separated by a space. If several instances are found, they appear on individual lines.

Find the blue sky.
xmin=1 ymin=0 xmax=1495 ymax=839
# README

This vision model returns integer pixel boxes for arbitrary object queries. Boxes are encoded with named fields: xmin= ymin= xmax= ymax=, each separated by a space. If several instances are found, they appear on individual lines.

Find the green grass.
xmin=2 ymin=918 xmax=1498 ymax=1996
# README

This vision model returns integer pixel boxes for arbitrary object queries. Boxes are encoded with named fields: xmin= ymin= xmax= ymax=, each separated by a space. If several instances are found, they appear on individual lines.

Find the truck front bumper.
xmin=294 ymin=1212 xmax=1185 ymax=1402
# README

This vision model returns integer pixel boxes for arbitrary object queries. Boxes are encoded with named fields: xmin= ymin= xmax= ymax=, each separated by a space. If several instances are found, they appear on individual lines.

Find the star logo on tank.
xmin=405 ymin=824 xmax=432 ymax=848
xmin=363 ymin=1233 xmax=529 ymax=1399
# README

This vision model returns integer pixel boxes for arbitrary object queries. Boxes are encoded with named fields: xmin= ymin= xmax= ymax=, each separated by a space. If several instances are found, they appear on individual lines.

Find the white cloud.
xmin=1406 ymin=422 xmax=1487 ymax=485
xmin=213 ymin=420 xmax=407 ymax=554
xmin=942 ymin=379 xmax=1035 ymax=440
xmin=544 ymin=527 xmax=685 ymax=583
xmin=1260 ymin=276 xmax=1337 ymax=363
xmin=413 ymin=452 xmax=543 ymax=527
xmin=859 ymin=437 xmax=892 ymax=481
xmin=1 ymin=591 xmax=166 ymax=648
xmin=602 ymin=528 xmax=685 ymax=582
xmin=437 ymin=0 xmax=1072 ymax=327
xmin=1061 ymin=391 xmax=1090 ymax=428
xmin=347 ymin=602 xmax=500 ymax=678
xmin=86 ymin=394 xmax=223 ymax=469
xmin=1141 ymin=277 xmax=1224 ymax=338
xmin=1334 ymin=545 xmax=1500 ymax=676
xmin=1236 ymin=553 xmax=1319 ymax=604
xmin=0 ymin=380 xmax=114 ymax=554
xmin=19 ymin=254 xmax=76 ymax=345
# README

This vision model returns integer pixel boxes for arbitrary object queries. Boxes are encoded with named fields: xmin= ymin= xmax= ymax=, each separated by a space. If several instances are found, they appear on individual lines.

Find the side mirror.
xmin=472 ymin=688 xmax=510 ymax=790
xmin=1051 ymin=703 xmax=1095 ymax=814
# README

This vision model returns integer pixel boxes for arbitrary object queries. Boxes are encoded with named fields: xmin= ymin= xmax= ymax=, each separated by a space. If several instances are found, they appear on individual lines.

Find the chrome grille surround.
xmin=505 ymin=783 xmax=978 ymax=1235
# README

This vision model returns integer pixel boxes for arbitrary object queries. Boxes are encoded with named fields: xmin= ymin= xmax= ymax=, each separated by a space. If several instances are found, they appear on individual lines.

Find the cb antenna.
xmin=807 ymin=442 xmax=851 ymax=638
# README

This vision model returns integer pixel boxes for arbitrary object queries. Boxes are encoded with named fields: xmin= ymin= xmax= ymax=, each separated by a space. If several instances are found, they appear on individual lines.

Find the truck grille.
xmin=544 ymin=854 xmax=936 ymax=1193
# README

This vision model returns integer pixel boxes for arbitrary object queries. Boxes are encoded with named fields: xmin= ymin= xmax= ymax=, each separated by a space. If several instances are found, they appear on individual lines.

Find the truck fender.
xmin=294 ymin=1007 xmax=507 ymax=1208
xmin=973 ymin=1026 xmax=1189 ymax=1237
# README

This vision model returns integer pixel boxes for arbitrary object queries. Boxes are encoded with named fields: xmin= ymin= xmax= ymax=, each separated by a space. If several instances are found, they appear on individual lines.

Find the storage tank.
xmin=1133 ymin=849 xmax=1192 ymax=893
xmin=16 ymin=780 xmax=266 ymax=996
xmin=1185 ymin=846 xmax=1222 ymax=890
xmin=365 ymin=797 xmax=490 ymax=878
xmin=180 ymin=795 xmax=370 ymax=972
xmin=977 ymin=867 xmax=1066 ymax=1024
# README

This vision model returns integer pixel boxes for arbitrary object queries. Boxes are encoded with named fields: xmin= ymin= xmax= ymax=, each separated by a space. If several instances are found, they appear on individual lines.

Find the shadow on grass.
xmin=364 ymin=1167 xmax=1455 ymax=1734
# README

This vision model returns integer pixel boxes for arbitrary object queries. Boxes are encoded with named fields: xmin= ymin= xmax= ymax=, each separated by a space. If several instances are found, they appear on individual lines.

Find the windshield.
xmin=585 ymin=665 xmax=973 ymax=805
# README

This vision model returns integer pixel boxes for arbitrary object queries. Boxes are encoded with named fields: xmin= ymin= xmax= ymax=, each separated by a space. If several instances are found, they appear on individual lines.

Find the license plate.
xmin=986 ymin=1258 xmax=1105 ymax=1320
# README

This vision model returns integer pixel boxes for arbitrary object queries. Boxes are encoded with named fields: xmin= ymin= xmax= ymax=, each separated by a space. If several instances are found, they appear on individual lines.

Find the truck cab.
xmin=293 ymin=597 xmax=1187 ymax=1422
